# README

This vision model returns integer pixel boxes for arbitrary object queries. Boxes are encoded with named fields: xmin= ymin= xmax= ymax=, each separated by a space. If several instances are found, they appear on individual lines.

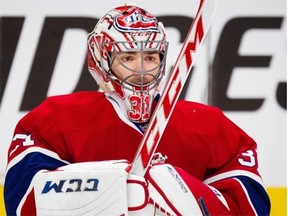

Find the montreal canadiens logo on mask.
xmin=114 ymin=8 xmax=158 ymax=32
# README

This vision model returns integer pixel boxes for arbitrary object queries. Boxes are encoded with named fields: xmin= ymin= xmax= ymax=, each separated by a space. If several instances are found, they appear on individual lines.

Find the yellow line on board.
xmin=0 ymin=186 xmax=286 ymax=216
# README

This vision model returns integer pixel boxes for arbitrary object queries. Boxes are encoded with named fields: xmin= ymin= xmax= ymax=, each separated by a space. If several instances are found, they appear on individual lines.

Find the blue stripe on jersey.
xmin=4 ymin=152 xmax=68 ymax=215
xmin=235 ymin=176 xmax=271 ymax=215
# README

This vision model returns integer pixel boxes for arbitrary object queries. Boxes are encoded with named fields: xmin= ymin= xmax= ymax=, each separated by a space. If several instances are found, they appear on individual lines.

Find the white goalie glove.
xmin=145 ymin=163 xmax=204 ymax=215
xmin=33 ymin=160 xmax=151 ymax=216
xmin=33 ymin=160 xmax=207 ymax=216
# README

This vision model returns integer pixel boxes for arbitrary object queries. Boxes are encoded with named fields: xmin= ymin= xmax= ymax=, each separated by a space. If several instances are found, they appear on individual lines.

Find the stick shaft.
xmin=130 ymin=0 xmax=216 ymax=176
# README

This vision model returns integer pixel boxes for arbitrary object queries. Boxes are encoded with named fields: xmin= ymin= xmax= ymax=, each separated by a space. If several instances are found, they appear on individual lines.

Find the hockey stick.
xmin=130 ymin=0 xmax=216 ymax=176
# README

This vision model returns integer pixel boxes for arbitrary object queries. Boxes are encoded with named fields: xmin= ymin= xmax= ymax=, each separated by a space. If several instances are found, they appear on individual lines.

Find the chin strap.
xmin=98 ymin=81 xmax=115 ymax=93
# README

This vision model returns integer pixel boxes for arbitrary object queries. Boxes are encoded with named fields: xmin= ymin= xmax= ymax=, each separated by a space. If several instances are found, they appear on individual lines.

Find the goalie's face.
xmin=87 ymin=4 xmax=168 ymax=124
xmin=110 ymin=51 xmax=162 ymax=89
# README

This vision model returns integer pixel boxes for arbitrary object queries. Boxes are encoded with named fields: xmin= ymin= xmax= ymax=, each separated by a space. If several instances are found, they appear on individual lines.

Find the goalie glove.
xmin=145 ymin=163 xmax=230 ymax=216
xmin=33 ymin=160 xmax=153 ymax=216
xmin=145 ymin=163 xmax=203 ymax=215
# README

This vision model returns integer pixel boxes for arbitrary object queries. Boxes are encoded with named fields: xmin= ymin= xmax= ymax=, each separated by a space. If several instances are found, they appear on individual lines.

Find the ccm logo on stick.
xmin=139 ymin=5 xmax=206 ymax=170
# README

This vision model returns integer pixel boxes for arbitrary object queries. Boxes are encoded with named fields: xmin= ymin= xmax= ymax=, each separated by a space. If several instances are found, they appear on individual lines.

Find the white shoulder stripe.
xmin=6 ymin=146 xmax=70 ymax=174
xmin=203 ymin=170 xmax=265 ymax=188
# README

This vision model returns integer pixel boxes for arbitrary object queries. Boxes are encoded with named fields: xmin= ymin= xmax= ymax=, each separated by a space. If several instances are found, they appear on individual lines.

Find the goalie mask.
xmin=88 ymin=4 xmax=168 ymax=124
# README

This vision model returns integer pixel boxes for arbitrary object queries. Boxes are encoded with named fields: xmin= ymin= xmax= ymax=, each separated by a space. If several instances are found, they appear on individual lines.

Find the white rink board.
xmin=0 ymin=0 xmax=286 ymax=187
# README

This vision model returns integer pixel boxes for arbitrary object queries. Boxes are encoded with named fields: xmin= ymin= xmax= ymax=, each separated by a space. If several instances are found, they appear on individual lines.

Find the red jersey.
xmin=4 ymin=91 xmax=270 ymax=215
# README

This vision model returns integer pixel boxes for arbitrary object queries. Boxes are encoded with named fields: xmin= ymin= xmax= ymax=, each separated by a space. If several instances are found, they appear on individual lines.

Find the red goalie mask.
xmin=87 ymin=4 xmax=168 ymax=124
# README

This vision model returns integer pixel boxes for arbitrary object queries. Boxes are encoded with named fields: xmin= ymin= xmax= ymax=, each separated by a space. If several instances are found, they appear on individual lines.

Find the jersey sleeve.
xmin=4 ymin=99 xmax=70 ymax=215
xmin=203 ymin=109 xmax=271 ymax=215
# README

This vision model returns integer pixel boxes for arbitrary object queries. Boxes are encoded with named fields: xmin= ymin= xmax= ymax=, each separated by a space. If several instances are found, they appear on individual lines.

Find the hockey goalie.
xmin=4 ymin=2 xmax=270 ymax=215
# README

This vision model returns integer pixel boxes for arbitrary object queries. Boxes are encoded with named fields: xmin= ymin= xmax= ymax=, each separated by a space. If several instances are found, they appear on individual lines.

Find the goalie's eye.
xmin=144 ymin=54 xmax=158 ymax=63
xmin=120 ymin=53 xmax=134 ymax=62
